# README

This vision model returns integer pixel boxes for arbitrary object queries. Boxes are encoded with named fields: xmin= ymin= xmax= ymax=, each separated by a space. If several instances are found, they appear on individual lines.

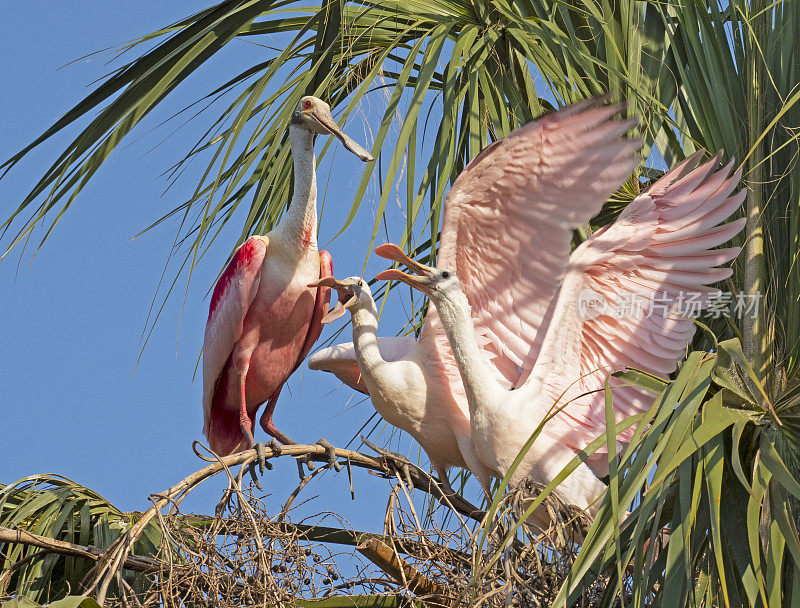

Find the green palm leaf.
xmin=0 ymin=476 xmax=160 ymax=604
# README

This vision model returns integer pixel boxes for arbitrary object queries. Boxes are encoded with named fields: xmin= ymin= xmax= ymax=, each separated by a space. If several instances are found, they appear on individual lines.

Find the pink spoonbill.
xmin=308 ymin=98 xmax=639 ymax=499
xmin=202 ymin=95 xmax=373 ymax=470
xmin=376 ymin=148 xmax=744 ymax=517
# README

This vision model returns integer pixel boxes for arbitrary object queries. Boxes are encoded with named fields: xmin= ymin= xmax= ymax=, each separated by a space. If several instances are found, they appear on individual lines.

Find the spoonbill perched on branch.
xmin=309 ymin=98 xmax=639 ymax=495
xmin=376 ymin=150 xmax=744 ymax=515
xmin=203 ymin=96 xmax=373 ymax=470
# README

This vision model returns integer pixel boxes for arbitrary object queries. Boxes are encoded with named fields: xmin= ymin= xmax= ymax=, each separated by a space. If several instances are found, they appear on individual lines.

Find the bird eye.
xmin=303 ymin=100 xmax=312 ymax=109
xmin=441 ymin=271 xmax=451 ymax=279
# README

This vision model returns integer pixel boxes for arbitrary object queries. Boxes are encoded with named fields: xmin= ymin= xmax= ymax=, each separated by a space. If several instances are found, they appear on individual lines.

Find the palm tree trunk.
xmin=744 ymin=0 xmax=768 ymax=383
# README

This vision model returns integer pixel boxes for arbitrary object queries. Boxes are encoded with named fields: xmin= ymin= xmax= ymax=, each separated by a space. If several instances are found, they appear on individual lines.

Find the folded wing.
xmin=308 ymin=337 xmax=418 ymax=394
xmin=202 ymin=236 xmax=268 ymax=435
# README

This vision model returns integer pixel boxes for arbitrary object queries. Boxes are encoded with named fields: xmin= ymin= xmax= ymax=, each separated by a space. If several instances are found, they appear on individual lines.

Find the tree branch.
xmin=3 ymin=443 xmax=483 ymax=606
xmin=0 ymin=526 xmax=158 ymax=574
xmin=178 ymin=515 xmax=471 ymax=566
xmin=357 ymin=538 xmax=449 ymax=607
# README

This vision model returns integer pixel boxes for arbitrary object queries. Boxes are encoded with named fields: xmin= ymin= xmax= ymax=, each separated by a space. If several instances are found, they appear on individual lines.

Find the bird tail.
xmin=204 ymin=384 xmax=252 ymax=456
xmin=206 ymin=408 xmax=250 ymax=456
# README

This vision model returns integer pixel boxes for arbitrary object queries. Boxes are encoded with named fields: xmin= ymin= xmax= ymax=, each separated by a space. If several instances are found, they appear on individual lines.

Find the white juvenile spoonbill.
xmin=376 ymin=151 xmax=745 ymax=514
xmin=309 ymin=274 xmax=493 ymax=494
xmin=309 ymin=98 xmax=639 ymax=493
xmin=203 ymin=95 xmax=373 ymax=468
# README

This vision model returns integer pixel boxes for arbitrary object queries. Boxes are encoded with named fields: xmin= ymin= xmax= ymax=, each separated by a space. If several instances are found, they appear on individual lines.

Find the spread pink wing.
xmin=308 ymin=337 xmax=417 ymax=394
xmin=202 ymin=236 xmax=268 ymax=435
xmin=528 ymin=153 xmax=745 ymax=450
xmin=427 ymin=98 xmax=640 ymax=382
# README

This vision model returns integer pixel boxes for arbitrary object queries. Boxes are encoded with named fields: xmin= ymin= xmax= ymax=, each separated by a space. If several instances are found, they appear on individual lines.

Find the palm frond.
xmin=545 ymin=340 xmax=800 ymax=606
xmin=0 ymin=476 xmax=160 ymax=603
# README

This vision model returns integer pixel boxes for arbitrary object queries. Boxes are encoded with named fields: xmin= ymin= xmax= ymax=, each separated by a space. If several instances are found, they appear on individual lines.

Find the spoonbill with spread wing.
xmin=309 ymin=98 xmax=639 ymax=495
xmin=376 ymin=151 xmax=744 ymax=514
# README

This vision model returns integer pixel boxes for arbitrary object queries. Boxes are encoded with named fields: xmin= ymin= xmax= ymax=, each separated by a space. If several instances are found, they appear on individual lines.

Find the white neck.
xmin=274 ymin=124 xmax=317 ymax=247
xmin=430 ymin=290 xmax=503 ymax=418
xmin=351 ymin=299 xmax=386 ymax=372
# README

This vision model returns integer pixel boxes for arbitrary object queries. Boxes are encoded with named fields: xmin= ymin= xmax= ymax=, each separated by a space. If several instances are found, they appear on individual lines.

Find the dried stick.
xmin=80 ymin=441 xmax=482 ymax=604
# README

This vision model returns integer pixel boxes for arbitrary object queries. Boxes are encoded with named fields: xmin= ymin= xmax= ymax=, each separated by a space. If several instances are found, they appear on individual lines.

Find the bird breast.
xmin=240 ymin=248 xmax=321 ymax=403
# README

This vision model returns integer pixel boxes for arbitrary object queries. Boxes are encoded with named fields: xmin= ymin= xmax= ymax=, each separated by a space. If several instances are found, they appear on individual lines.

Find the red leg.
xmin=239 ymin=371 xmax=272 ymax=477
xmin=259 ymin=387 xmax=296 ymax=445
xmin=238 ymin=373 xmax=257 ymax=448
xmin=259 ymin=387 xmax=311 ymax=478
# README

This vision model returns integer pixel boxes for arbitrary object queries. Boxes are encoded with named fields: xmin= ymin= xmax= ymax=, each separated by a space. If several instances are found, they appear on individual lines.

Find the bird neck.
xmin=431 ymin=290 xmax=503 ymax=418
xmin=351 ymin=298 xmax=386 ymax=372
xmin=277 ymin=124 xmax=318 ymax=248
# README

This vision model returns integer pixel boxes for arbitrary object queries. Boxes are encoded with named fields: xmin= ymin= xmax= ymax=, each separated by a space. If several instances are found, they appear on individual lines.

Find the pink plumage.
xmin=529 ymin=152 xmax=744 ymax=456
xmin=435 ymin=98 xmax=641 ymax=380
xmin=202 ymin=236 xmax=332 ymax=455
xmin=201 ymin=95 xmax=372 ymax=458
xmin=372 ymin=99 xmax=744 ymax=515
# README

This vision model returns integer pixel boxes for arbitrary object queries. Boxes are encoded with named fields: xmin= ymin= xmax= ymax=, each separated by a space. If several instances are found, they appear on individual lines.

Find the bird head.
xmin=373 ymin=243 xmax=459 ymax=298
xmin=308 ymin=275 xmax=373 ymax=323
xmin=291 ymin=96 xmax=374 ymax=162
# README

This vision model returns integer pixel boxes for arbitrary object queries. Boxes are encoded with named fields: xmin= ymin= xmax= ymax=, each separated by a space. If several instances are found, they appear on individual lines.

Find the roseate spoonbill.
xmin=376 ymin=152 xmax=744 ymax=515
xmin=308 ymin=275 xmax=493 ymax=495
xmin=308 ymin=98 xmax=639 ymax=495
xmin=203 ymin=95 xmax=373 ymax=470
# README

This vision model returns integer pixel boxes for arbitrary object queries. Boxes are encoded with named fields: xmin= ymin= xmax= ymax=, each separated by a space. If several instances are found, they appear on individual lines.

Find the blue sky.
xmin=0 ymin=2 xmax=444 ymax=530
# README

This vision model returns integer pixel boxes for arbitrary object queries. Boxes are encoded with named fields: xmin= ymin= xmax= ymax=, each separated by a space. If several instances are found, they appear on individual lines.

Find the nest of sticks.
xmin=1 ymin=441 xmax=615 ymax=608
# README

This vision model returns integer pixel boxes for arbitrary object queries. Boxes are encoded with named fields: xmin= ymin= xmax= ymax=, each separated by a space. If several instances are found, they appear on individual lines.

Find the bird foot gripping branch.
xmin=241 ymin=437 xmax=344 ymax=487
xmin=315 ymin=438 xmax=343 ymax=472
xmin=360 ymin=436 xmax=415 ymax=488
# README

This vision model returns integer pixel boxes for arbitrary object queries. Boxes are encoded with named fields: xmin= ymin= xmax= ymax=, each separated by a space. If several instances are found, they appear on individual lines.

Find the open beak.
xmin=373 ymin=243 xmax=436 ymax=295
xmin=309 ymin=108 xmax=374 ymax=162
xmin=308 ymin=276 xmax=358 ymax=323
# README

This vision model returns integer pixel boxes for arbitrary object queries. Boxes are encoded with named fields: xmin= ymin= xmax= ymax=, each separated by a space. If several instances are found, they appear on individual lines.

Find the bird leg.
xmin=315 ymin=438 xmax=342 ymax=472
xmin=360 ymin=436 xmax=414 ymax=488
xmin=238 ymin=375 xmax=271 ymax=479
xmin=256 ymin=388 xmax=316 ymax=479
xmin=259 ymin=388 xmax=294 ymax=445
xmin=258 ymin=388 xmax=317 ymax=476
xmin=433 ymin=465 xmax=463 ymax=504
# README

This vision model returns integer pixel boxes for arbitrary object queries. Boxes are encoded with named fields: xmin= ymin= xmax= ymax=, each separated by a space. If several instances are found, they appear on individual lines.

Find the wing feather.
xmin=431 ymin=98 xmax=640 ymax=376
xmin=526 ymin=155 xmax=745 ymax=450
xmin=308 ymin=337 xmax=418 ymax=394
xmin=202 ymin=236 xmax=267 ymax=434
